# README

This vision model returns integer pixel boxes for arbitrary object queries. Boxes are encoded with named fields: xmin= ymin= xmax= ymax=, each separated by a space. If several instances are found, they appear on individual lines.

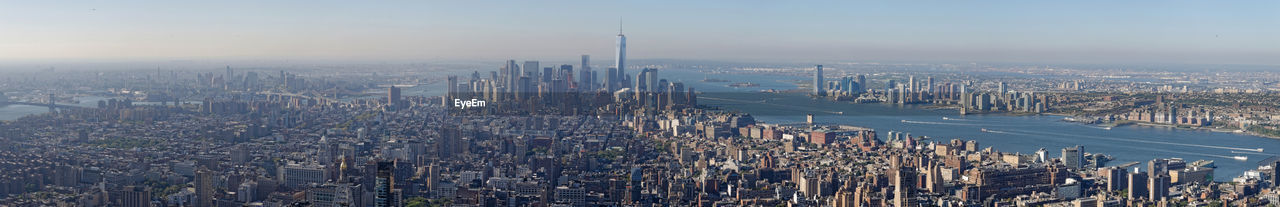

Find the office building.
xmin=813 ymin=65 xmax=824 ymax=96
xmin=196 ymin=168 xmax=215 ymax=207
xmin=616 ymin=24 xmax=627 ymax=89
xmin=1127 ymin=172 xmax=1148 ymax=201
xmin=375 ymin=161 xmax=397 ymax=207
xmin=1062 ymin=145 xmax=1084 ymax=170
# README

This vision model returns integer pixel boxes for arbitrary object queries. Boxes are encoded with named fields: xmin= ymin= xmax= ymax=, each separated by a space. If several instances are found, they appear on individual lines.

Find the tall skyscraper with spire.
xmin=615 ymin=21 xmax=627 ymax=89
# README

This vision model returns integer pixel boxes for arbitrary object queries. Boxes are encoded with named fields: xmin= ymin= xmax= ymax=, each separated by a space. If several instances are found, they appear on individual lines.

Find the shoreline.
xmin=893 ymin=102 xmax=1280 ymax=140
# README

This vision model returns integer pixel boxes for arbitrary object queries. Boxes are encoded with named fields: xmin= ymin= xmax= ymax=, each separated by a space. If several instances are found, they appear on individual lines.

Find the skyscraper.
xmin=542 ymin=67 xmax=554 ymax=83
xmin=1149 ymin=174 xmax=1170 ymax=200
xmin=1272 ymin=161 xmax=1280 ymax=188
xmin=927 ymin=76 xmax=934 ymax=93
xmin=646 ymin=68 xmax=658 ymax=93
xmin=606 ymin=67 xmax=618 ymax=92
xmin=998 ymin=82 xmax=1007 ymax=95
xmin=375 ymin=161 xmax=397 ymax=207
xmin=615 ymin=24 xmax=627 ymax=89
xmin=1127 ymin=172 xmax=1148 ymax=201
xmin=580 ymin=55 xmax=592 ymax=91
xmin=813 ymin=65 xmax=825 ymax=96
xmin=446 ymin=76 xmax=458 ymax=101
xmin=388 ymin=85 xmax=401 ymax=111
xmin=892 ymin=158 xmax=916 ymax=206
xmin=1062 ymin=145 xmax=1084 ymax=170
xmin=225 ymin=66 xmax=234 ymax=86
xmin=196 ymin=168 xmax=215 ymax=207
xmin=505 ymin=60 xmax=520 ymax=92
xmin=857 ymin=74 xmax=866 ymax=91
xmin=524 ymin=61 xmax=540 ymax=80
xmin=908 ymin=75 xmax=916 ymax=94
xmin=559 ymin=65 xmax=574 ymax=83
xmin=636 ymin=70 xmax=647 ymax=92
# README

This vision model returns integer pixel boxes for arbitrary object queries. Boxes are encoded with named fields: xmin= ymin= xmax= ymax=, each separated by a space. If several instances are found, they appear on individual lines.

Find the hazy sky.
xmin=1 ymin=1 xmax=1277 ymax=65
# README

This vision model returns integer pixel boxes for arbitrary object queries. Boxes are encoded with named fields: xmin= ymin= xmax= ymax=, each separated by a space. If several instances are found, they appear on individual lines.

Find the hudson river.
xmin=2 ymin=69 xmax=1275 ymax=180
xmin=673 ymin=69 xmax=1275 ymax=181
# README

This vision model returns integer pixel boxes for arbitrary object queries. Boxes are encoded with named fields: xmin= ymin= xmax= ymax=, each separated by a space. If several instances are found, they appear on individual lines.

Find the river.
xmin=2 ymin=68 xmax=1274 ymax=180
xmin=669 ymin=69 xmax=1273 ymax=181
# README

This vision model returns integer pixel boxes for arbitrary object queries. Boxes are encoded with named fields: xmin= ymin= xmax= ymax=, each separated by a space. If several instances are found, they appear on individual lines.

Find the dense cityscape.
xmin=3 ymin=1 xmax=1279 ymax=207
xmin=1 ymin=26 xmax=1280 ymax=207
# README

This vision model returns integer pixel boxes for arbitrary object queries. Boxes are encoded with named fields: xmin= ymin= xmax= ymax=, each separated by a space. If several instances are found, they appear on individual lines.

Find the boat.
xmin=980 ymin=128 xmax=989 ymax=132
xmin=942 ymin=117 xmax=951 ymax=120
xmin=1233 ymin=156 xmax=1248 ymax=161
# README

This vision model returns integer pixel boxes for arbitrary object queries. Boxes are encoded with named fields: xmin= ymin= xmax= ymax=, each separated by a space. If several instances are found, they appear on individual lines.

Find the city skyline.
xmin=0 ymin=1 xmax=1277 ymax=66
xmin=5 ymin=2 xmax=1280 ymax=206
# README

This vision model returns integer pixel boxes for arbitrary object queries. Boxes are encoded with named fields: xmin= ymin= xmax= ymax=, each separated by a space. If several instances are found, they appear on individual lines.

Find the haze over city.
xmin=1 ymin=0 xmax=1277 ymax=66
xmin=5 ymin=1 xmax=1280 ymax=207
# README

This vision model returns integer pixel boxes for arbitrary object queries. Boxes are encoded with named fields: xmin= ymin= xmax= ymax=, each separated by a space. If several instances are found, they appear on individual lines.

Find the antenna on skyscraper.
xmin=618 ymin=17 xmax=623 ymax=35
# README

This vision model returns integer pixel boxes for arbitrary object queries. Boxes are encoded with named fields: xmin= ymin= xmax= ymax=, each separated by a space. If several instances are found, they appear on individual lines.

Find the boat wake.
xmin=901 ymin=119 xmax=981 ymax=126
xmin=1001 ymin=128 xmax=1264 ymax=153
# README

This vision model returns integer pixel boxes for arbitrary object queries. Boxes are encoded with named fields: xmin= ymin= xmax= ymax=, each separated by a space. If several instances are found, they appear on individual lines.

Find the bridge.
xmin=0 ymin=101 xmax=89 ymax=110
xmin=257 ymin=91 xmax=339 ymax=103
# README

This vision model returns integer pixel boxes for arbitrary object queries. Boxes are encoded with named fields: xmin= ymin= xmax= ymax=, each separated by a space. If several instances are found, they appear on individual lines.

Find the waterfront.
xmin=698 ymin=91 xmax=1274 ymax=181
xmin=3 ymin=69 xmax=1277 ymax=181
xmin=0 ymin=104 xmax=48 ymax=121
xmin=672 ymin=68 xmax=1278 ymax=181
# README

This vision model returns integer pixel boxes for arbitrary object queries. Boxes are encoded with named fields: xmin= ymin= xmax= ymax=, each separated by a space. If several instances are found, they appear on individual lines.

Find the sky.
xmin=0 ymin=1 xmax=1277 ymax=65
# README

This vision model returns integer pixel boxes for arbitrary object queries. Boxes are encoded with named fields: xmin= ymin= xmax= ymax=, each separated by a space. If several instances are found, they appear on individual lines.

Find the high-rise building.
xmin=1149 ymin=174 xmax=1170 ymax=200
xmin=892 ymin=161 xmax=916 ymax=206
xmin=505 ymin=60 xmax=520 ymax=92
xmin=225 ymin=66 xmax=234 ymax=86
xmin=615 ymin=24 xmax=627 ymax=89
xmin=118 ymin=186 xmax=151 ymax=207
xmin=856 ymin=75 xmax=866 ymax=92
xmin=998 ymin=82 xmax=1007 ymax=95
xmin=1272 ymin=161 xmax=1280 ymax=188
xmin=927 ymin=76 xmax=934 ymax=93
xmin=606 ymin=67 xmax=619 ymax=92
xmin=1062 ymin=145 xmax=1084 ymax=170
xmin=523 ymin=61 xmax=539 ymax=78
xmin=196 ymin=168 xmax=215 ymax=207
xmin=447 ymin=76 xmax=458 ymax=101
xmin=282 ymin=163 xmax=327 ymax=188
xmin=542 ymin=66 xmax=554 ymax=83
xmin=580 ymin=55 xmax=592 ymax=91
xmin=1099 ymin=167 xmax=1127 ymax=192
xmin=1127 ymin=172 xmax=1148 ymax=201
xmin=388 ymin=85 xmax=401 ymax=111
xmin=590 ymin=71 xmax=598 ymax=91
xmin=636 ymin=72 xmax=647 ymax=101
xmin=646 ymin=68 xmax=658 ymax=93
xmin=375 ymin=161 xmax=397 ymax=207
xmin=908 ymin=75 xmax=916 ymax=94
xmin=813 ymin=65 xmax=825 ymax=96
xmin=1148 ymin=159 xmax=1170 ymax=177
xmin=559 ymin=65 xmax=574 ymax=83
